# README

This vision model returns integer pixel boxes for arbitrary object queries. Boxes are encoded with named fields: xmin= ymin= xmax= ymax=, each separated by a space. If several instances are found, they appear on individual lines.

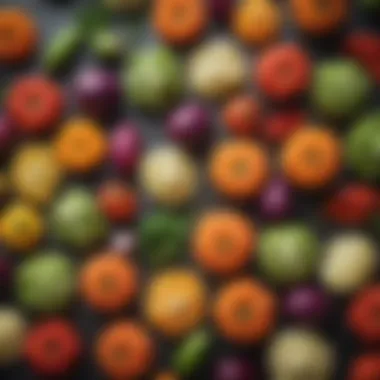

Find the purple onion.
xmin=0 ymin=115 xmax=15 ymax=154
xmin=166 ymin=103 xmax=211 ymax=148
xmin=214 ymin=357 xmax=257 ymax=380
xmin=110 ymin=122 xmax=143 ymax=175
xmin=283 ymin=285 xmax=331 ymax=324
xmin=74 ymin=67 xmax=121 ymax=119
xmin=209 ymin=0 xmax=235 ymax=23
xmin=0 ymin=256 xmax=13 ymax=298
xmin=259 ymin=177 xmax=294 ymax=220
xmin=109 ymin=230 xmax=137 ymax=256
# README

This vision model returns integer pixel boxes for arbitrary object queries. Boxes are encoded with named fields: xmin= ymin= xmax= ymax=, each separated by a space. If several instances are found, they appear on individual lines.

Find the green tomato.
xmin=258 ymin=224 xmax=319 ymax=285
xmin=15 ymin=251 xmax=75 ymax=313
xmin=312 ymin=60 xmax=371 ymax=119
xmin=51 ymin=188 xmax=108 ymax=249
xmin=139 ymin=211 xmax=191 ymax=268
xmin=346 ymin=111 xmax=380 ymax=181
xmin=125 ymin=46 xmax=183 ymax=112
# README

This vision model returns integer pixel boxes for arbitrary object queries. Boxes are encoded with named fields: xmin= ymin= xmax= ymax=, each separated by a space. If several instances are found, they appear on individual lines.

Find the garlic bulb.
xmin=319 ymin=233 xmax=377 ymax=295
xmin=188 ymin=39 xmax=247 ymax=100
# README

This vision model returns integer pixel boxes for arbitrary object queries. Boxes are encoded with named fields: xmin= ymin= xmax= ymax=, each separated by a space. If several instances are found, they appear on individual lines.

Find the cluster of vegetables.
xmin=0 ymin=0 xmax=380 ymax=379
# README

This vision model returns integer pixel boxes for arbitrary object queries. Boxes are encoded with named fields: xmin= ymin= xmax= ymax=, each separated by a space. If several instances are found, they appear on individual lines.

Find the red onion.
xmin=109 ymin=122 xmax=143 ymax=176
xmin=74 ymin=67 xmax=121 ymax=119
xmin=283 ymin=285 xmax=331 ymax=324
xmin=209 ymin=0 xmax=235 ymax=23
xmin=259 ymin=177 xmax=294 ymax=220
xmin=166 ymin=103 xmax=211 ymax=148
xmin=214 ymin=357 xmax=258 ymax=380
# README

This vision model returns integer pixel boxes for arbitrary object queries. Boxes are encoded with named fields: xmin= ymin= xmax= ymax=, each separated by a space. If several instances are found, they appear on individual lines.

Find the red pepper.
xmin=343 ymin=31 xmax=380 ymax=84
xmin=325 ymin=183 xmax=378 ymax=226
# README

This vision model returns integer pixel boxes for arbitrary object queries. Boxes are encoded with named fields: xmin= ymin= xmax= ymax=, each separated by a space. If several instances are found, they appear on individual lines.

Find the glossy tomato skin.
xmin=6 ymin=76 xmax=64 ymax=134
xmin=223 ymin=95 xmax=261 ymax=136
xmin=348 ymin=354 xmax=380 ymax=380
xmin=325 ymin=184 xmax=378 ymax=226
xmin=97 ymin=181 xmax=137 ymax=223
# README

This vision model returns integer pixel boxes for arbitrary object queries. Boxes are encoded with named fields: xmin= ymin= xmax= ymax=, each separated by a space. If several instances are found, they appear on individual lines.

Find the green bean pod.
xmin=43 ymin=25 xmax=83 ymax=73
xmin=172 ymin=329 xmax=212 ymax=376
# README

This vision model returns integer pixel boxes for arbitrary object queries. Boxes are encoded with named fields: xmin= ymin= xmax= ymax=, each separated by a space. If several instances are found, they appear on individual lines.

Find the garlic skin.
xmin=0 ymin=308 xmax=27 ymax=365
xmin=140 ymin=146 xmax=198 ymax=207
xmin=188 ymin=39 xmax=247 ymax=100
xmin=267 ymin=328 xmax=335 ymax=380
xmin=319 ymin=233 xmax=378 ymax=295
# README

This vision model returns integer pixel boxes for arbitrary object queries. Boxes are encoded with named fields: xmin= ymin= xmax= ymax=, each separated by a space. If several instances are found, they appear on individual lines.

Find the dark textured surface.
xmin=0 ymin=0 xmax=380 ymax=379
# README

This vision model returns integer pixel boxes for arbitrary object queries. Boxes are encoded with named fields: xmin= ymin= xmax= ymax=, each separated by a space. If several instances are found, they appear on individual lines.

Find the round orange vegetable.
xmin=54 ymin=117 xmax=108 ymax=173
xmin=232 ymin=0 xmax=282 ymax=46
xmin=192 ymin=210 xmax=256 ymax=276
xmin=80 ymin=254 xmax=138 ymax=313
xmin=153 ymin=0 xmax=207 ymax=45
xmin=281 ymin=127 xmax=341 ymax=189
xmin=7 ymin=76 xmax=64 ymax=134
xmin=0 ymin=8 xmax=37 ymax=63
xmin=95 ymin=321 xmax=154 ymax=379
xmin=223 ymin=95 xmax=261 ymax=136
xmin=290 ymin=0 xmax=348 ymax=36
xmin=213 ymin=278 xmax=277 ymax=344
xmin=143 ymin=269 xmax=207 ymax=338
xmin=97 ymin=180 xmax=138 ymax=223
xmin=209 ymin=140 xmax=269 ymax=199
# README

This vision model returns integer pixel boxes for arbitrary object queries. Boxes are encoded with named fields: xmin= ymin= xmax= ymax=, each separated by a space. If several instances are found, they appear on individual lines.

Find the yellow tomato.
xmin=10 ymin=143 xmax=62 ymax=205
xmin=0 ymin=202 xmax=44 ymax=252
xmin=143 ymin=269 xmax=207 ymax=338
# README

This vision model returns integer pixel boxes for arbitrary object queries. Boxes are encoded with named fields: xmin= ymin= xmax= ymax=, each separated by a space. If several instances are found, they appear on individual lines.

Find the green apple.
xmin=312 ymin=60 xmax=372 ymax=119
xmin=346 ymin=111 xmax=380 ymax=181
xmin=51 ymin=187 xmax=108 ymax=248
xmin=16 ymin=251 xmax=75 ymax=313
xmin=258 ymin=224 xmax=319 ymax=285
xmin=126 ymin=46 xmax=183 ymax=112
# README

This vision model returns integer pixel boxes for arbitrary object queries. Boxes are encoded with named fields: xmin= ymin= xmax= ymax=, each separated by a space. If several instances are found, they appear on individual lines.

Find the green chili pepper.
xmin=139 ymin=211 xmax=192 ymax=268
xmin=172 ymin=329 xmax=212 ymax=376
xmin=43 ymin=25 xmax=83 ymax=73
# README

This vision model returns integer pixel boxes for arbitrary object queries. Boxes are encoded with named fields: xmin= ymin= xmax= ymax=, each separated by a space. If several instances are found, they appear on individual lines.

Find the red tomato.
xmin=97 ymin=180 xmax=137 ymax=223
xmin=325 ymin=184 xmax=378 ymax=226
xmin=347 ymin=285 xmax=380 ymax=343
xmin=256 ymin=44 xmax=312 ymax=101
xmin=25 ymin=320 xmax=82 ymax=376
xmin=262 ymin=110 xmax=304 ymax=144
xmin=343 ymin=31 xmax=380 ymax=84
xmin=6 ymin=75 xmax=64 ymax=134
xmin=348 ymin=354 xmax=380 ymax=380
xmin=223 ymin=95 xmax=261 ymax=136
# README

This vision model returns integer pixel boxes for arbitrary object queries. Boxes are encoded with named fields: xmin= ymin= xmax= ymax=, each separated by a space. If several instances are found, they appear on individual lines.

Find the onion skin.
xmin=74 ymin=68 xmax=121 ymax=119
xmin=109 ymin=123 xmax=143 ymax=176
xmin=283 ymin=286 xmax=331 ymax=324
xmin=166 ymin=103 xmax=211 ymax=148
xmin=259 ymin=177 xmax=294 ymax=220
